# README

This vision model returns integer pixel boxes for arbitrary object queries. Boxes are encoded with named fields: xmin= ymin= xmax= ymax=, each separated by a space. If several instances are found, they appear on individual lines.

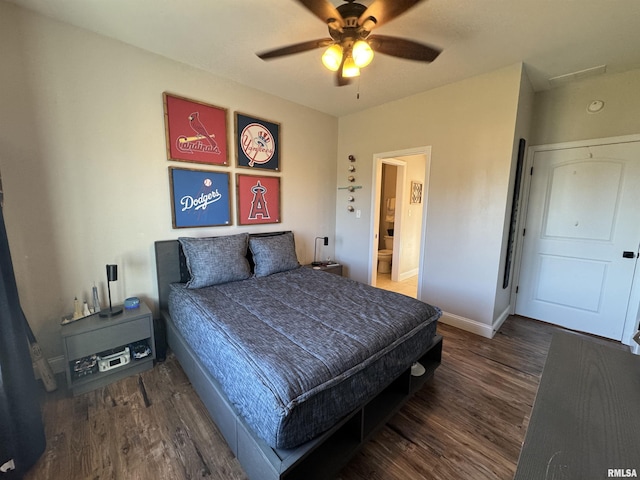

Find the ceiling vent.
xmin=548 ymin=65 xmax=607 ymax=87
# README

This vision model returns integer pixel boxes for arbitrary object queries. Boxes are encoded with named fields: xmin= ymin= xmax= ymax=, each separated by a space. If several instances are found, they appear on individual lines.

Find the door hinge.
xmin=530 ymin=166 xmax=534 ymax=175
xmin=515 ymin=286 xmax=519 ymax=294
xmin=522 ymin=228 xmax=526 ymax=236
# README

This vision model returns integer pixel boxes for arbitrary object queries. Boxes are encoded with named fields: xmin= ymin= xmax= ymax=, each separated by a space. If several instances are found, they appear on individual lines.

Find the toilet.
xmin=377 ymin=235 xmax=394 ymax=273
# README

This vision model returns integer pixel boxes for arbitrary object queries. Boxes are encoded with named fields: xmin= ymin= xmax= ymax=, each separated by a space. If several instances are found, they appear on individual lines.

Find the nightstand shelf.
xmin=61 ymin=302 xmax=155 ymax=396
xmin=304 ymin=263 xmax=343 ymax=276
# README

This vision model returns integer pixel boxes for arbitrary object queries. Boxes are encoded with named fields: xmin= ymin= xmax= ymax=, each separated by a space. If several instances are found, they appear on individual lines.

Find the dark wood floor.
xmin=26 ymin=316 xmax=561 ymax=480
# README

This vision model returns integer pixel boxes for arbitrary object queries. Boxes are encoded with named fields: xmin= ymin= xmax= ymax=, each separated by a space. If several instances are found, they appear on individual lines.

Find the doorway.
xmin=515 ymin=137 xmax=640 ymax=341
xmin=369 ymin=147 xmax=431 ymax=300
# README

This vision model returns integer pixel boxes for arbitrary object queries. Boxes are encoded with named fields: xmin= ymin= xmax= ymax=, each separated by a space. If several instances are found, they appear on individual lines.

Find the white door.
xmin=516 ymin=141 xmax=640 ymax=340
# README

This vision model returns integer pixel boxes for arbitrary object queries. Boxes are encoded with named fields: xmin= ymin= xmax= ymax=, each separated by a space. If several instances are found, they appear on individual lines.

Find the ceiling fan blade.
xmin=257 ymin=38 xmax=334 ymax=60
xmin=359 ymin=0 xmax=425 ymax=30
xmin=335 ymin=54 xmax=352 ymax=87
xmin=368 ymin=35 xmax=441 ymax=62
xmin=336 ymin=71 xmax=352 ymax=87
xmin=295 ymin=0 xmax=344 ymax=29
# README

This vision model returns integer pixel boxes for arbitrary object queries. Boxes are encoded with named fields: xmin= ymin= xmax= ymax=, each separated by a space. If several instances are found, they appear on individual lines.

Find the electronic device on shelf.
xmin=130 ymin=340 xmax=152 ymax=359
xmin=97 ymin=346 xmax=130 ymax=372
xmin=73 ymin=355 xmax=98 ymax=379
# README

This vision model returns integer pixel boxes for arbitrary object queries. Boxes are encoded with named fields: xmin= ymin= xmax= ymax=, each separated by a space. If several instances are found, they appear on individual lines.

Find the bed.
xmin=155 ymin=231 xmax=442 ymax=480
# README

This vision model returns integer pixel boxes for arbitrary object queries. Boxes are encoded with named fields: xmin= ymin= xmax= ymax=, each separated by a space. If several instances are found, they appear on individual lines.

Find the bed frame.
xmin=155 ymin=235 xmax=442 ymax=480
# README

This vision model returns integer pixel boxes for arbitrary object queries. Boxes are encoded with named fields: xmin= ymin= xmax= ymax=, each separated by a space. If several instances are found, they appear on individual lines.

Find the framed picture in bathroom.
xmin=410 ymin=181 xmax=423 ymax=204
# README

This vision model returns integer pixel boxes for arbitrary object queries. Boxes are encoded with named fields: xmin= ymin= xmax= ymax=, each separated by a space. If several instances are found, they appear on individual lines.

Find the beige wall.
xmin=0 ymin=2 xmax=338 ymax=360
xmin=532 ymin=68 xmax=640 ymax=146
xmin=397 ymin=154 xmax=425 ymax=278
xmin=336 ymin=64 xmax=525 ymax=334
xmin=493 ymin=68 xmax=535 ymax=322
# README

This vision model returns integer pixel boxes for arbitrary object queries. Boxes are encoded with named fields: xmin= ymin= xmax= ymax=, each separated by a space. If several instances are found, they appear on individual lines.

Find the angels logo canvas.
xmin=236 ymin=174 xmax=281 ymax=225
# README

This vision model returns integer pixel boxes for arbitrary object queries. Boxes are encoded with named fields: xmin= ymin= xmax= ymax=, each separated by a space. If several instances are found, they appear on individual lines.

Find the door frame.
xmin=368 ymin=146 xmax=432 ymax=297
xmin=511 ymin=134 xmax=640 ymax=346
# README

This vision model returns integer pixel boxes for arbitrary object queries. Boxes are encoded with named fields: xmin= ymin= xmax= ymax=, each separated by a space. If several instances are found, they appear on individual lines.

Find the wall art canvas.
xmin=236 ymin=174 xmax=281 ymax=225
xmin=169 ymin=167 xmax=232 ymax=228
xmin=163 ymin=93 xmax=229 ymax=165
xmin=235 ymin=112 xmax=280 ymax=171
xmin=410 ymin=181 xmax=423 ymax=204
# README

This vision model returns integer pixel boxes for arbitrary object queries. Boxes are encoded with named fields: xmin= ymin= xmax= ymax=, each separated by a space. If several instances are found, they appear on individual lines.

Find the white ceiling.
xmin=7 ymin=0 xmax=640 ymax=117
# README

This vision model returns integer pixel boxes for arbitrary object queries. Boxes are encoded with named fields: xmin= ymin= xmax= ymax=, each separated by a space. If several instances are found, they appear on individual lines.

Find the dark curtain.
xmin=0 ymin=205 xmax=45 ymax=478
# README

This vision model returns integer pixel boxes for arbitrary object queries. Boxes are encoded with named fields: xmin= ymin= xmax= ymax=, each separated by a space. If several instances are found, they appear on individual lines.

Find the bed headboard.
xmin=154 ymin=231 xmax=291 ymax=313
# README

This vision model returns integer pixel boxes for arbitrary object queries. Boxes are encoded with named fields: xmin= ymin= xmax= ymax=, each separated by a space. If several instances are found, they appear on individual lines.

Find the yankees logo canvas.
xmin=236 ymin=174 xmax=281 ymax=225
xmin=169 ymin=167 xmax=232 ymax=228
xmin=235 ymin=112 xmax=280 ymax=171
xmin=163 ymin=93 xmax=229 ymax=166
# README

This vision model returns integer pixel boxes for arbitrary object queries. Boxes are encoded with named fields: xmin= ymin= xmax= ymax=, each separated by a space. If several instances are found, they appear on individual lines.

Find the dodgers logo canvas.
xmin=169 ymin=167 xmax=231 ymax=228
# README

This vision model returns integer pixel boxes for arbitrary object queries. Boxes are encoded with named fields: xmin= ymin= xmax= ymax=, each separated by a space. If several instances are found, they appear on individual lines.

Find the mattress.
xmin=168 ymin=266 xmax=440 ymax=449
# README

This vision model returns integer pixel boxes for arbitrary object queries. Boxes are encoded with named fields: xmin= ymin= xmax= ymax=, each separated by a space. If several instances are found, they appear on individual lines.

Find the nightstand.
xmin=61 ymin=302 xmax=155 ymax=396
xmin=304 ymin=263 xmax=343 ymax=276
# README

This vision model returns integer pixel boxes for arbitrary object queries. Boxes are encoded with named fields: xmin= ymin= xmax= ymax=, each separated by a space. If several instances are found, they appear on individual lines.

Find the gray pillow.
xmin=179 ymin=233 xmax=250 ymax=288
xmin=249 ymin=232 xmax=300 ymax=277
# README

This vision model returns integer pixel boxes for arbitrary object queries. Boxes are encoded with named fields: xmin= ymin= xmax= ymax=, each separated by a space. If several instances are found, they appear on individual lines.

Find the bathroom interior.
xmin=376 ymin=161 xmax=424 ymax=299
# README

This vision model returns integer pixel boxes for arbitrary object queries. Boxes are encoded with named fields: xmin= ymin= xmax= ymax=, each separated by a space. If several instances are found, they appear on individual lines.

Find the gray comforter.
xmin=168 ymin=266 xmax=440 ymax=449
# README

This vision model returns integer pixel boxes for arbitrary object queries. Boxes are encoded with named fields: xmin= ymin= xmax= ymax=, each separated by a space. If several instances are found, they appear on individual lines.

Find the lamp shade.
xmin=342 ymin=57 xmax=360 ymax=78
xmin=322 ymin=44 xmax=343 ymax=72
xmin=106 ymin=264 xmax=118 ymax=282
xmin=100 ymin=264 xmax=123 ymax=318
xmin=352 ymin=40 xmax=374 ymax=68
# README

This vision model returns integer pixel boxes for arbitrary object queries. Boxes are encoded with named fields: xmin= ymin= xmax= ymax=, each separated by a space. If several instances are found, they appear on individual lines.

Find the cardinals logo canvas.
xmin=164 ymin=93 xmax=229 ymax=165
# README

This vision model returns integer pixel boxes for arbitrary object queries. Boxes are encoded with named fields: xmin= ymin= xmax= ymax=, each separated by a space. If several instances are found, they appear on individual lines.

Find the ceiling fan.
xmin=257 ymin=0 xmax=442 ymax=86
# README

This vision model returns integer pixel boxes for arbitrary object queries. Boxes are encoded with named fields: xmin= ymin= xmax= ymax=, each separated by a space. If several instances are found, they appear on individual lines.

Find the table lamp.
xmin=99 ymin=264 xmax=123 ymax=318
xmin=312 ymin=236 xmax=329 ymax=266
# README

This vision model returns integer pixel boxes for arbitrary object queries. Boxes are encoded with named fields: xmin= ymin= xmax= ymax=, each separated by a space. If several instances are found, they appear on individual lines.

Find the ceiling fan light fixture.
xmin=342 ymin=56 xmax=360 ymax=78
xmin=322 ymin=44 xmax=343 ymax=72
xmin=352 ymin=40 xmax=374 ymax=68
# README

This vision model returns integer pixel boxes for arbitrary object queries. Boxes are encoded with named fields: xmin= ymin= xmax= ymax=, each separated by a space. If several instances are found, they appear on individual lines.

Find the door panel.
xmin=544 ymin=161 xmax=622 ymax=241
xmin=516 ymin=142 xmax=640 ymax=340
xmin=535 ymin=255 xmax=606 ymax=312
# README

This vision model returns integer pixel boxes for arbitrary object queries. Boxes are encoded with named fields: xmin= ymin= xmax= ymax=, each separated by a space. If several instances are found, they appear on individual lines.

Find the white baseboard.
xmin=33 ymin=355 xmax=65 ymax=379
xmin=439 ymin=307 xmax=511 ymax=339
xmin=398 ymin=268 xmax=419 ymax=282
xmin=492 ymin=307 xmax=511 ymax=337
xmin=48 ymin=355 xmax=66 ymax=374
